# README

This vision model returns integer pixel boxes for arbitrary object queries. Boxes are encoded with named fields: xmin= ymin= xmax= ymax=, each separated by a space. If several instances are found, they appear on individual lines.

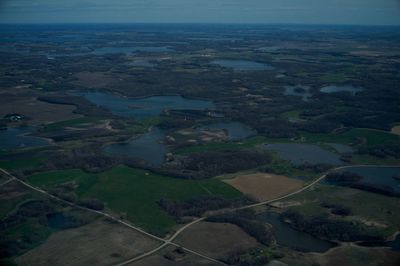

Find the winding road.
xmin=1 ymin=164 xmax=397 ymax=265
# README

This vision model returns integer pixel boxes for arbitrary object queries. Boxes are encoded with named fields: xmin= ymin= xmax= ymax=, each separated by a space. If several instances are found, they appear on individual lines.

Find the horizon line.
xmin=0 ymin=22 xmax=399 ymax=27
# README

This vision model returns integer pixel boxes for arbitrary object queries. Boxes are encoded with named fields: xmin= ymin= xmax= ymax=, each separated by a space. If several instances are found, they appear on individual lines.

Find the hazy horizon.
xmin=0 ymin=0 xmax=399 ymax=26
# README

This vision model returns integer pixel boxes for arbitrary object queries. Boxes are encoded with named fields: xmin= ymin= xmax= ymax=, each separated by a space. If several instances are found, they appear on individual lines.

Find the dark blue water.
xmin=0 ymin=127 xmax=49 ymax=150
xmin=332 ymin=166 xmax=400 ymax=193
xmin=390 ymin=234 xmax=400 ymax=251
xmin=78 ymin=91 xmax=214 ymax=118
xmin=265 ymin=143 xmax=343 ymax=166
xmin=210 ymin=59 xmax=273 ymax=71
xmin=325 ymin=143 xmax=354 ymax=154
xmin=104 ymin=127 xmax=167 ymax=167
xmin=257 ymin=212 xmax=336 ymax=252
xmin=46 ymin=212 xmax=79 ymax=230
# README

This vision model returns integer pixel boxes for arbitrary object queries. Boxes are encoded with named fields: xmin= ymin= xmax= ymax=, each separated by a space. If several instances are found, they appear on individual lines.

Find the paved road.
xmin=1 ymin=164 xmax=398 ymax=265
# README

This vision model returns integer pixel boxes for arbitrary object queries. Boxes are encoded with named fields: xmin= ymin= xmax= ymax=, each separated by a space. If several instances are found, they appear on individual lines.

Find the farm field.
xmin=300 ymin=128 xmax=400 ymax=147
xmin=27 ymin=166 xmax=242 ymax=234
xmin=310 ymin=244 xmax=400 ymax=266
xmin=129 ymin=245 xmax=220 ymax=266
xmin=223 ymin=173 xmax=304 ymax=201
xmin=391 ymin=125 xmax=400 ymax=135
xmin=42 ymin=117 xmax=104 ymax=132
xmin=175 ymin=221 xmax=260 ymax=259
xmin=15 ymin=218 xmax=160 ymax=266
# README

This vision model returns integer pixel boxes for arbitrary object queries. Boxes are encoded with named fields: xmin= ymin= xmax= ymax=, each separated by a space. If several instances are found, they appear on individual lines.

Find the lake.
xmin=331 ymin=166 xmax=400 ymax=193
xmin=325 ymin=143 xmax=354 ymax=154
xmin=78 ymin=92 xmax=214 ymax=118
xmin=265 ymin=143 xmax=343 ymax=165
xmin=104 ymin=127 xmax=167 ymax=167
xmin=390 ymin=234 xmax=400 ymax=251
xmin=210 ymin=59 xmax=273 ymax=71
xmin=0 ymin=127 xmax=49 ymax=150
xmin=197 ymin=122 xmax=256 ymax=140
xmin=91 ymin=46 xmax=172 ymax=55
xmin=284 ymin=85 xmax=312 ymax=101
xmin=257 ymin=212 xmax=336 ymax=252
xmin=320 ymin=85 xmax=363 ymax=95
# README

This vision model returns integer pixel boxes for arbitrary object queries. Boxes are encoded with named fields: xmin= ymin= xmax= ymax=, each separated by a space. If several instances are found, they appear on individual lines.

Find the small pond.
xmin=284 ymin=85 xmax=312 ymax=101
xmin=210 ymin=59 xmax=273 ymax=71
xmin=46 ymin=212 xmax=79 ymax=230
xmin=104 ymin=127 xmax=167 ymax=167
xmin=78 ymin=91 xmax=214 ymax=118
xmin=0 ymin=127 xmax=49 ymax=150
xmin=320 ymin=85 xmax=363 ymax=95
xmin=197 ymin=122 xmax=256 ymax=140
xmin=264 ymin=143 xmax=343 ymax=166
xmin=391 ymin=234 xmax=400 ymax=251
xmin=257 ymin=212 xmax=336 ymax=252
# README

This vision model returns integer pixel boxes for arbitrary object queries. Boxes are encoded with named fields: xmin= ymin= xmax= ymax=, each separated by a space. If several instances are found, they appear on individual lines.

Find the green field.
xmin=350 ymin=154 xmax=400 ymax=165
xmin=0 ymin=157 xmax=46 ymax=171
xmin=42 ymin=117 xmax=103 ymax=132
xmin=281 ymin=110 xmax=302 ymax=120
xmin=301 ymin=128 xmax=400 ymax=146
xmin=28 ymin=166 xmax=242 ymax=234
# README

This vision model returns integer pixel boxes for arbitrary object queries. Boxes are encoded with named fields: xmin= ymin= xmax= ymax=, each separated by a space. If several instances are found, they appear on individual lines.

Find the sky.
xmin=0 ymin=0 xmax=399 ymax=25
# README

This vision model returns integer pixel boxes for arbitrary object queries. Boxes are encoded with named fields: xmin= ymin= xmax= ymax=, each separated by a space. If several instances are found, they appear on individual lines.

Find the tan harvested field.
xmin=311 ymin=244 xmax=400 ymax=266
xmin=130 ymin=245 xmax=219 ymax=266
xmin=391 ymin=125 xmax=400 ymax=135
xmin=72 ymin=71 xmax=128 ymax=88
xmin=224 ymin=173 xmax=304 ymax=202
xmin=174 ymin=221 xmax=259 ymax=260
xmin=0 ymin=95 xmax=80 ymax=125
xmin=15 ymin=218 xmax=160 ymax=266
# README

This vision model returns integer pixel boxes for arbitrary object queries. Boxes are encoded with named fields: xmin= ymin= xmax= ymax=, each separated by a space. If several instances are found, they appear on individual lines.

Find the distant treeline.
xmin=326 ymin=171 xmax=364 ymax=183
xmin=163 ymin=149 xmax=272 ymax=179
xmin=358 ymin=144 xmax=400 ymax=159
xmin=158 ymin=195 xmax=254 ymax=221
